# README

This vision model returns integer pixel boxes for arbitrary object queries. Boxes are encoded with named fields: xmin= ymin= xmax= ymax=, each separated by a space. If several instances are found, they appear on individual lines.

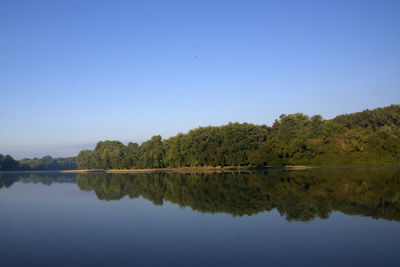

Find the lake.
xmin=1 ymin=168 xmax=400 ymax=266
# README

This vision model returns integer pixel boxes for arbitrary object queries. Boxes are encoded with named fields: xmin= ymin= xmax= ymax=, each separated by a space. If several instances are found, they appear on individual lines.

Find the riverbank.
xmin=59 ymin=165 xmax=318 ymax=174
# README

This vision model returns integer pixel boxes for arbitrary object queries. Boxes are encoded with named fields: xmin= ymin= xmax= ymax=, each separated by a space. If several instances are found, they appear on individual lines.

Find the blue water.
xmin=0 ymin=170 xmax=399 ymax=266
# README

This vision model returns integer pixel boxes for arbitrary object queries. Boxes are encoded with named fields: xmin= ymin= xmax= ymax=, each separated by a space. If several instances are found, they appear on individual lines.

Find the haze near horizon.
xmin=1 ymin=0 xmax=399 ymax=159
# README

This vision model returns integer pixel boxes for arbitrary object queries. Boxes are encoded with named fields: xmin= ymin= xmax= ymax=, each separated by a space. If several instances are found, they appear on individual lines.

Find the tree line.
xmin=77 ymin=105 xmax=400 ymax=169
xmin=0 ymin=154 xmax=77 ymax=171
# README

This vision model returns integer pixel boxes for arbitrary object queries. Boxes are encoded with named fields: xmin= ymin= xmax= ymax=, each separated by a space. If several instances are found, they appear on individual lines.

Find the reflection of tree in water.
xmin=76 ymin=168 xmax=400 ymax=222
xmin=0 ymin=172 xmax=76 ymax=189
xmin=1 ymin=169 xmax=399 ymax=222
xmin=0 ymin=174 xmax=19 ymax=189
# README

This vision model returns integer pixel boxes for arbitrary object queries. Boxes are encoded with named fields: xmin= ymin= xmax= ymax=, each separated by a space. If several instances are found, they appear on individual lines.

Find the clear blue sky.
xmin=1 ymin=0 xmax=399 ymax=159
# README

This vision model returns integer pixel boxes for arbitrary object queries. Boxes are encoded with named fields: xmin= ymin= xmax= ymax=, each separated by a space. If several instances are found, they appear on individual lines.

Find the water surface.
xmin=1 ymin=168 xmax=400 ymax=266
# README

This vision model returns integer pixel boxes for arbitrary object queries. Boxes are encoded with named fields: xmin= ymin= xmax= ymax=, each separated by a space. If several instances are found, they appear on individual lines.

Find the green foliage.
xmin=77 ymin=141 xmax=131 ymax=169
xmin=164 ymin=122 xmax=269 ymax=167
xmin=138 ymin=136 xmax=165 ymax=168
xmin=76 ymin=138 xmax=164 ymax=170
xmin=0 ymin=154 xmax=76 ymax=171
xmin=18 ymin=156 xmax=77 ymax=170
xmin=76 ymin=105 xmax=400 ymax=169
xmin=333 ymin=104 xmax=400 ymax=135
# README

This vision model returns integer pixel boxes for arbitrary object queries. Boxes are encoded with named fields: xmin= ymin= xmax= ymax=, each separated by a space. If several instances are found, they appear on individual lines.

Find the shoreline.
xmin=59 ymin=165 xmax=317 ymax=174
xmin=57 ymin=164 xmax=399 ymax=174
xmin=1 ymin=164 xmax=396 ymax=174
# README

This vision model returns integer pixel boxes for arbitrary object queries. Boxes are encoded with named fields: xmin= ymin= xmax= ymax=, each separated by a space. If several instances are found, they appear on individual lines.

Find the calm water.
xmin=1 ymin=168 xmax=400 ymax=266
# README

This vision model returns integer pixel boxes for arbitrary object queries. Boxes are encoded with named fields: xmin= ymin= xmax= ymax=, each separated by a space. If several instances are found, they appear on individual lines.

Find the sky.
xmin=0 ymin=0 xmax=399 ymax=159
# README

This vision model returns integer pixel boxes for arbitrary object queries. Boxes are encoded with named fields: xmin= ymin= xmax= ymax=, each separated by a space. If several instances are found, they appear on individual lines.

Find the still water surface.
xmin=1 ymin=168 xmax=400 ymax=266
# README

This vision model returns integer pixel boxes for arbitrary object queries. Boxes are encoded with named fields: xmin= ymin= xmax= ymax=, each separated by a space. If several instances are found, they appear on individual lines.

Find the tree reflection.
xmin=76 ymin=168 xmax=400 ymax=222
xmin=0 ymin=172 xmax=76 ymax=189
xmin=1 ymin=168 xmax=399 ymax=222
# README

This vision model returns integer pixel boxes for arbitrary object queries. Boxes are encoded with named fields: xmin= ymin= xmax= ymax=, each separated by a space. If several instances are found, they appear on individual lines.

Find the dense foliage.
xmin=0 ymin=154 xmax=77 ymax=171
xmin=77 ymin=105 xmax=400 ymax=169
xmin=0 ymin=154 xmax=19 ymax=170
xmin=18 ymin=156 xmax=77 ymax=170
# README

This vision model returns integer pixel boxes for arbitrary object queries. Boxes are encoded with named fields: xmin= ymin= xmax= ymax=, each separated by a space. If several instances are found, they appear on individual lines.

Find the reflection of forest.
xmin=76 ymin=168 xmax=400 ymax=222
xmin=1 ymin=169 xmax=400 ymax=222
xmin=0 ymin=172 xmax=76 ymax=189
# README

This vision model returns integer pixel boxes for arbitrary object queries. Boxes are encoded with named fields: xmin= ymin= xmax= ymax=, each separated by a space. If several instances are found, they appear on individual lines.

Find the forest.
xmin=0 ymin=154 xmax=76 ymax=171
xmin=76 ymin=105 xmax=400 ymax=169
xmin=1 ymin=105 xmax=398 ymax=171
